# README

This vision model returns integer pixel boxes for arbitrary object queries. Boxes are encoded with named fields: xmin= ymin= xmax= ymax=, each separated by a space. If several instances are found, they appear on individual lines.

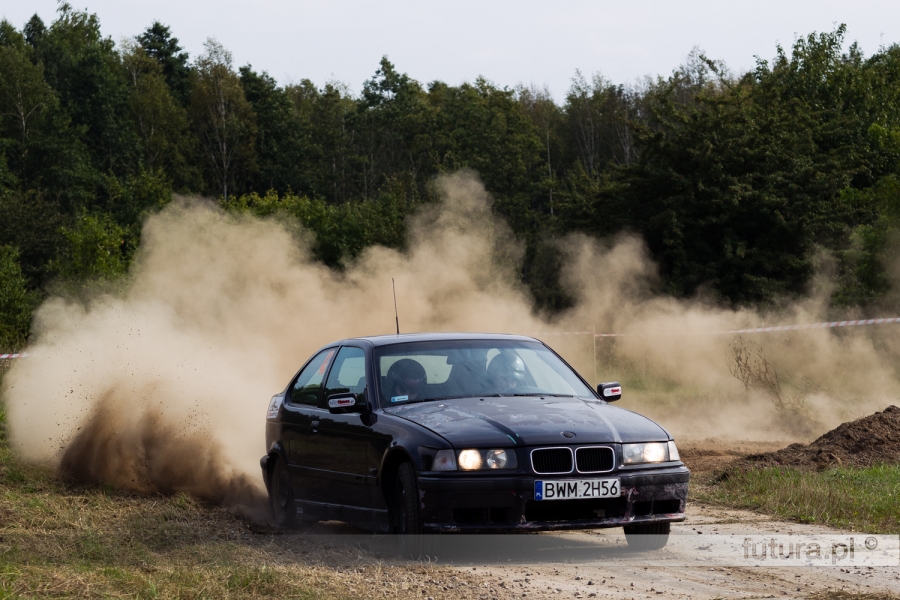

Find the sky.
xmin=3 ymin=1 xmax=898 ymax=100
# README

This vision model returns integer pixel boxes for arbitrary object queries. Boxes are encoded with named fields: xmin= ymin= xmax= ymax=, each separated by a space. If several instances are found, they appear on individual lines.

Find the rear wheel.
xmin=269 ymin=457 xmax=297 ymax=528
xmin=624 ymin=521 xmax=670 ymax=551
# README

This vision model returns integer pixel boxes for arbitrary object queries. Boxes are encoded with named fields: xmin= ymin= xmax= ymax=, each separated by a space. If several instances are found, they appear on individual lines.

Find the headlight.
xmin=458 ymin=449 xmax=483 ymax=470
xmin=485 ymin=449 xmax=508 ymax=469
xmin=429 ymin=449 xmax=517 ymax=471
xmin=432 ymin=449 xmax=457 ymax=471
xmin=622 ymin=442 xmax=669 ymax=465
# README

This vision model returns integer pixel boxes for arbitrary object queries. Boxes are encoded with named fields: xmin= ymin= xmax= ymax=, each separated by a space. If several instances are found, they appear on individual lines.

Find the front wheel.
xmin=269 ymin=457 xmax=297 ymax=529
xmin=395 ymin=462 xmax=422 ymax=535
xmin=624 ymin=521 xmax=670 ymax=551
xmin=394 ymin=462 xmax=432 ymax=558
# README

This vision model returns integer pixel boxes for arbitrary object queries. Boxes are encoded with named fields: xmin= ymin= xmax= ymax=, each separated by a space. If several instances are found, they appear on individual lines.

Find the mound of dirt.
xmin=741 ymin=405 xmax=900 ymax=469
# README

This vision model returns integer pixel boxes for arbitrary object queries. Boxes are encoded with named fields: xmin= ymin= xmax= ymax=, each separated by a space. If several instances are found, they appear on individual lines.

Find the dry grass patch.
xmin=806 ymin=592 xmax=900 ymax=600
xmin=0 ymin=399 xmax=516 ymax=599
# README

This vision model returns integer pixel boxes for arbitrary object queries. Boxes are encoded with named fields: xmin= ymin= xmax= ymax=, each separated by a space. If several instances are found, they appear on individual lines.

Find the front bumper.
xmin=417 ymin=465 xmax=689 ymax=533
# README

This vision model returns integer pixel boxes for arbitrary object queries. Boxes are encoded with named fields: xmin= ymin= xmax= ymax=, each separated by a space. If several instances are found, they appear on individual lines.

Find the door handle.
xmin=311 ymin=420 xmax=319 ymax=433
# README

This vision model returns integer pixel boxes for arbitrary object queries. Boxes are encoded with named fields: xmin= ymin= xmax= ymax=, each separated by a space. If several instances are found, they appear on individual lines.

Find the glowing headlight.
xmin=485 ymin=449 xmax=508 ymax=469
xmin=432 ymin=449 xmax=457 ymax=471
xmin=458 ymin=449 xmax=483 ymax=470
xmin=430 ymin=449 xmax=518 ymax=471
xmin=622 ymin=442 xmax=669 ymax=465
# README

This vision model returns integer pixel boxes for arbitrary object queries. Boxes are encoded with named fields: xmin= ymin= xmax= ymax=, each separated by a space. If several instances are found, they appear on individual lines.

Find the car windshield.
xmin=375 ymin=339 xmax=594 ymax=405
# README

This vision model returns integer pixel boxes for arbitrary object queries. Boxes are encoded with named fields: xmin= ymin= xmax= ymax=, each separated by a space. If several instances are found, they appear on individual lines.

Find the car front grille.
xmin=531 ymin=448 xmax=573 ymax=474
xmin=575 ymin=447 xmax=614 ymax=473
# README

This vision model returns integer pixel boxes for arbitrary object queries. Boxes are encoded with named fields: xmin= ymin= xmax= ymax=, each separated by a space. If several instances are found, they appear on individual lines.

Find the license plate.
xmin=534 ymin=478 xmax=620 ymax=501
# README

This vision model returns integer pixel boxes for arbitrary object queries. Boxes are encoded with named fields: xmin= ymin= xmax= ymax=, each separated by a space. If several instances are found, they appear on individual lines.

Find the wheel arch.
xmin=264 ymin=442 xmax=288 ymax=491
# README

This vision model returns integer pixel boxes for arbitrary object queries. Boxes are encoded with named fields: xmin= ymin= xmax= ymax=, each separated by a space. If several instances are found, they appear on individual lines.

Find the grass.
xmin=0 ymin=382 xmax=512 ymax=599
xmin=697 ymin=464 xmax=900 ymax=534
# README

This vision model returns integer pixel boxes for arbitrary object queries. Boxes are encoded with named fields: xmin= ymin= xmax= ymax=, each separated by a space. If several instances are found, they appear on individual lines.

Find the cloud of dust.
xmin=4 ymin=171 xmax=900 ymax=510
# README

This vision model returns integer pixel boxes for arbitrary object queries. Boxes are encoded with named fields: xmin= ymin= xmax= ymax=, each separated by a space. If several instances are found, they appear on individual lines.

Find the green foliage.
xmin=3 ymin=9 xmax=900 ymax=318
xmin=32 ymin=4 xmax=137 ymax=179
xmin=121 ymin=41 xmax=197 ymax=192
xmin=223 ymin=186 xmax=414 ymax=267
xmin=0 ymin=245 xmax=37 ymax=351
xmin=607 ymin=28 xmax=900 ymax=305
xmin=0 ymin=190 xmax=67 ymax=287
xmin=52 ymin=212 xmax=127 ymax=282
xmin=834 ymin=175 xmax=900 ymax=305
xmin=239 ymin=66 xmax=309 ymax=195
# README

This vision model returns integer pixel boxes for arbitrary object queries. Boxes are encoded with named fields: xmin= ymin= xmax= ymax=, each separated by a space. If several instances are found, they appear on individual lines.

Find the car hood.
xmin=383 ymin=396 xmax=670 ymax=447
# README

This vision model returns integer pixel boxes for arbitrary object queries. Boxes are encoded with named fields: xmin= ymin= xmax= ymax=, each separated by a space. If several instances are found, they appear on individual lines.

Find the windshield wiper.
xmin=505 ymin=393 xmax=574 ymax=397
xmin=389 ymin=396 xmax=465 ymax=405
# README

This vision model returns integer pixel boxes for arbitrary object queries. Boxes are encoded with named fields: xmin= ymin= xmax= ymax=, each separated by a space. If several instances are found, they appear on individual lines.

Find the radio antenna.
xmin=392 ymin=278 xmax=400 ymax=335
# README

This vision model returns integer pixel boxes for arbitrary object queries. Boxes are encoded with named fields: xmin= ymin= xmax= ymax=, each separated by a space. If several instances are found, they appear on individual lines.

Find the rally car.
xmin=261 ymin=333 xmax=688 ymax=549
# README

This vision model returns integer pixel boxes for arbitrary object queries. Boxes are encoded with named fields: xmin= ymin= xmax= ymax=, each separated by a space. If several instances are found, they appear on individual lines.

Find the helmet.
xmin=386 ymin=358 xmax=427 ymax=399
xmin=487 ymin=350 xmax=527 ymax=388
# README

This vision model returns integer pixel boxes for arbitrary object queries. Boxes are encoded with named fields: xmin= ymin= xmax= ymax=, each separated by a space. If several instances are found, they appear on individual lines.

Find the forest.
xmin=2 ymin=3 xmax=900 ymax=350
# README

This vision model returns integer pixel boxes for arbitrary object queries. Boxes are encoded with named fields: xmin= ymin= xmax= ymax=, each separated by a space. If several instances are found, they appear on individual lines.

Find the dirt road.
xmin=428 ymin=440 xmax=899 ymax=599
xmin=438 ymin=504 xmax=898 ymax=599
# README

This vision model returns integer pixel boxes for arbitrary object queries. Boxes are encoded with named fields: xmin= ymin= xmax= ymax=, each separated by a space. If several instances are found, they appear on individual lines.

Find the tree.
xmin=0 ymin=245 xmax=38 ymax=351
xmin=121 ymin=39 xmax=195 ymax=190
xmin=517 ymin=83 xmax=563 ymax=215
xmin=564 ymin=71 xmax=641 ymax=177
xmin=32 ymin=4 xmax=136 ymax=178
xmin=239 ymin=66 xmax=309 ymax=194
xmin=137 ymin=21 xmax=191 ymax=105
xmin=431 ymin=77 xmax=544 ymax=234
xmin=189 ymin=38 xmax=256 ymax=201
xmin=52 ymin=212 xmax=127 ymax=281
xmin=357 ymin=57 xmax=435 ymax=198
xmin=286 ymin=79 xmax=360 ymax=203
xmin=0 ymin=19 xmax=93 ymax=212
xmin=618 ymin=52 xmax=866 ymax=303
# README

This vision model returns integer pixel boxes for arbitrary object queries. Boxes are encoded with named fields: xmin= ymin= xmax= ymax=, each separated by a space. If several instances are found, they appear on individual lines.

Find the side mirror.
xmin=327 ymin=392 xmax=365 ymax=414
xmin=598 ymin=382 xmax=622 ymax=402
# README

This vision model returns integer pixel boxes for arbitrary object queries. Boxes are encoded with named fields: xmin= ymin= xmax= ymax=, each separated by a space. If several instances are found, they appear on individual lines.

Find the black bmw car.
xmin=261 ymin=333 xmax=688 ymax=549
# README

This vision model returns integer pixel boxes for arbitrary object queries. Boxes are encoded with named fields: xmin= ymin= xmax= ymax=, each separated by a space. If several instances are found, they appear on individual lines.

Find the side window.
xmin=323 ymin=347 xmax=366 ymax=403
xmin=290 ymin=348 xmax=337 ymax=406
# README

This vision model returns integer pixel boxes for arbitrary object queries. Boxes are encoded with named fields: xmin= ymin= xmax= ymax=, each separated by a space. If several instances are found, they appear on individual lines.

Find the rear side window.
xmin=290 ymin=348 xmax=336 ymax=406
xmin=323 ymin=347 xmax=366 ymax=403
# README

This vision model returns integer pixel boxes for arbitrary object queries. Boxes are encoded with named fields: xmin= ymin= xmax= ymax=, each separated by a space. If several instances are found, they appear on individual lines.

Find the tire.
xmin=269 ymin=456 xmax=297 ymax=529
xmin=394 ymin=462 xmax=430 ymax=558
xmin=624 ymin=521 xmax=670 ymax=551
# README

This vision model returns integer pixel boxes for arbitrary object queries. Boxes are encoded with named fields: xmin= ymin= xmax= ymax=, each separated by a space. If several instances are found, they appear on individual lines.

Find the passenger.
xmin=386 ymin=358 xmax=427 ymax=401
xmin=487 ymin=350 xmax=527 ymax=391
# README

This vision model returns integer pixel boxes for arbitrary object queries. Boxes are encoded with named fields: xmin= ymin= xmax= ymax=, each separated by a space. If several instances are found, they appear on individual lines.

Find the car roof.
xmin=344 ymin=332 xmax=541 ymax=347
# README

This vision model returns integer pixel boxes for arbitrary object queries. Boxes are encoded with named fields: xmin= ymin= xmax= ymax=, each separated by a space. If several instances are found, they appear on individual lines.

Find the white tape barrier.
xmin=540 ymin=316 xmax=900 ymax=338
xmin=2 ymin=317 xmax=898 ymax=359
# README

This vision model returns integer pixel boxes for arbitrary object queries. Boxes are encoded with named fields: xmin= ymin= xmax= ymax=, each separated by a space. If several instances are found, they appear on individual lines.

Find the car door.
xmin=281 ymin=347 xmax=337 ymax=500
xmin=305 ymin=346 xmax=374 ymax=508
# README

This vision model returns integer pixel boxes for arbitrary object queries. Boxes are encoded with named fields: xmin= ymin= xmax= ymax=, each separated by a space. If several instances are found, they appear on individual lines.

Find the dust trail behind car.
xmin=4 ymin=171 xmax=900 ymax=509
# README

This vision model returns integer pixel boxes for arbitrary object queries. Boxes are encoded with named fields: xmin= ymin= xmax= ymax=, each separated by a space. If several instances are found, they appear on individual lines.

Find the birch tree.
xmin=189 ymin=39 xmax=255 ymax=201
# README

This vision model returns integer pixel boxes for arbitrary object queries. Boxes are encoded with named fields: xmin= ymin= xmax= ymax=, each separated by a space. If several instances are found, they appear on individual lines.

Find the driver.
xmin=386 ymin=358 xmax=427 ymax=401
xmin=487 ymin=350 xmax=527 ymax=391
